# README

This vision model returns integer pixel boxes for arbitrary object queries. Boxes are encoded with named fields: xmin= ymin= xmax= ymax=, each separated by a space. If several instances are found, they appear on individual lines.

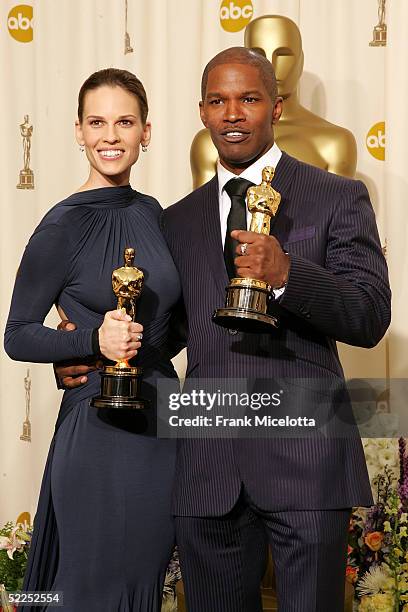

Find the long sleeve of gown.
xmin=4 ymin=223 xmax=94 ymax=362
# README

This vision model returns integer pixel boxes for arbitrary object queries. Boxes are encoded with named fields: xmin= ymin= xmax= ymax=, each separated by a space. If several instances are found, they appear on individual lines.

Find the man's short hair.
xmin=201 ymin=47 xmax=277 ymax=102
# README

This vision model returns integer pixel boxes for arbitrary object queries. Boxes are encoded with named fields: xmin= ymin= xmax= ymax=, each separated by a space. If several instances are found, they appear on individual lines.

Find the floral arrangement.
xmin=0 ymin=521 xmax=32 ymax=611
xmin=348 ymin=438 xmax=408 ymax=611
xmin=0 ymin=521 xmax=180 ymax=612
xmin=0 ymin=522 xmax=31 ymax=593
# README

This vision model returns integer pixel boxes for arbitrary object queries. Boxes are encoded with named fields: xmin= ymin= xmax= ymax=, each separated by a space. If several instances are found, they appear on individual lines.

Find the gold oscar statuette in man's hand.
xmin=213 ymin=167 xmax=282 ymax=333
xmin=90 ymin=247 xmax=148 ymax=409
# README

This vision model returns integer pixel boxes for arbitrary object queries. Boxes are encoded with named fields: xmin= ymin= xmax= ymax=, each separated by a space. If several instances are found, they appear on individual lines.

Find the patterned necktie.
xmin=223 ymin=177 xmax=254 ymax=279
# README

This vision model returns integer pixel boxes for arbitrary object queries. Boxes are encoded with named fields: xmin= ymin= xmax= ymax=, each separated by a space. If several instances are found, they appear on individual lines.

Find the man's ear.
xmin=272 ymin=98 xmax=283 ymax=125
xmin=199 ymin=101 xmax=208 ymax=128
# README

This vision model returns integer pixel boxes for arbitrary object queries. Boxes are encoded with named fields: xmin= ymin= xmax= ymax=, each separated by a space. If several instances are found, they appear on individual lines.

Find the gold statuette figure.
xmin=17 ymin=115 xmax=34 ymax=189
xmin=20 ymin=369 xmax=32 ymax=442
xmin=112 ymin=247 xmax=144 ymax=338
xmin=124 ymin=0 xmax=133 ymax=54
xmin=370 ymin=0 xmax=387 ymax=46
xmin=247 ymin=167 xmax=281 ymax=234
xmin=91 ymin=247 xmax=148 ymax=409
xmin=213 ymin=167 xmax=281 ymax=333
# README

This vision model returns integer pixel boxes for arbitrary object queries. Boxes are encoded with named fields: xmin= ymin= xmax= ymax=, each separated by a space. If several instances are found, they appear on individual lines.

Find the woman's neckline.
xmin=65 ymin=184 xmax=136 ymax=207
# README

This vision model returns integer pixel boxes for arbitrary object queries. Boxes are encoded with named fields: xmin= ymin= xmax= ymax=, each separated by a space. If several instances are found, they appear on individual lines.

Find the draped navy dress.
xmin=5 ymin=186 xmax=182 ymax=611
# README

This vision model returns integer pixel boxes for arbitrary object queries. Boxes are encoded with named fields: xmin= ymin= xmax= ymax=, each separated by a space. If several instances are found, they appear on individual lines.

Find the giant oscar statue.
xmin=190 ymin=14 xmax=357 ymax=188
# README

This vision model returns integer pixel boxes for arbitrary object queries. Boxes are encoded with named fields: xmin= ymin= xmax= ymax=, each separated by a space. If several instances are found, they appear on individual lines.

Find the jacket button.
xmin=228 ymin=328 xmax=238 ymax=335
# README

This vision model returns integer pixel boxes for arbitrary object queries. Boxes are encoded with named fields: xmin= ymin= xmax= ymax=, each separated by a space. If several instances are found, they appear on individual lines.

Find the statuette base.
xmin=213 ymin=277 xmax=278 ymax=333
xmin=20 ymin=420 xmax=31 ymax=442
xmin=213 ymin=307 xmax=278 ymax=333
xmin=17 ymin=169 xmax=34 ymax=189
xmin=370 ymin=25 xmax=387 ymax=46
xmin=90 ymin=366 xmax=148 ymax=410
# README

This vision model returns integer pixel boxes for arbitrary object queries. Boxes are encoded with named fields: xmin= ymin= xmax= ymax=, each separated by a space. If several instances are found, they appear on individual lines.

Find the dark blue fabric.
xmin=5 ymin=186 xmax=182 ymax=611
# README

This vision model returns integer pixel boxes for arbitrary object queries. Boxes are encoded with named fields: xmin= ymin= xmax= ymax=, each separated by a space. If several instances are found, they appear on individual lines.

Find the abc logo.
xmin=8 ymin=5 xmax=33 ymax=43
xmin=366 ymin=121 xmax=385 ymax=161
xmin=220 ymin=0 xmax=253 ymax=33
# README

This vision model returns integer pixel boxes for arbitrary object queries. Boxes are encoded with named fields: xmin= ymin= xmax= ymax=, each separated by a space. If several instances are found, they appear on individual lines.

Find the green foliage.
xmin=0 ymin=522 xmax=31 ymax=592
xmin=0 ymin=549 xmax=28 ymax=591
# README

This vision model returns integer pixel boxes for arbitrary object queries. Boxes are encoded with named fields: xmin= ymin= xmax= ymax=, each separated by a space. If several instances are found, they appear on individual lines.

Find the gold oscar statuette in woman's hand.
xmin=91 ymin=247 xmax=148 ymax=409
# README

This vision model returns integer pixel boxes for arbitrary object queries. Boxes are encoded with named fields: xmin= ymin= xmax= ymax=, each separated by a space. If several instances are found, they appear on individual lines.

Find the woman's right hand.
xmin=98 ymin=310 xmax=143 ymax=362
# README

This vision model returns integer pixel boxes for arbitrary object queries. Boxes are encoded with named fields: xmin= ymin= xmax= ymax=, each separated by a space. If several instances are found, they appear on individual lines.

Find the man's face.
xmin=200 ymin=63 xmax=282 ymax=174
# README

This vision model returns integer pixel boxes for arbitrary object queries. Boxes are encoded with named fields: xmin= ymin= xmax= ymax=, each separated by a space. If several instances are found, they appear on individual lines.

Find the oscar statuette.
xmin=124 ymin=0 xmax=133 ymax=54
xmin=370 ymin=0 xmax=387 ymax=46
xmin=90 ymin=247 xmax=148 ymax=409
xmin=17 ymin=115 xmax=34 ymax=189
xmin=20 ymin=369 xmax=32 ymax=442
xmin=213 ymin=166 xmax=282 ymax=333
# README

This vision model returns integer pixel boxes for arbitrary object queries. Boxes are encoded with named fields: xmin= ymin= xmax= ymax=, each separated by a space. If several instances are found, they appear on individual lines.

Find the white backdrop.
xmin=0 ymin=0 xmax=405 ymax=525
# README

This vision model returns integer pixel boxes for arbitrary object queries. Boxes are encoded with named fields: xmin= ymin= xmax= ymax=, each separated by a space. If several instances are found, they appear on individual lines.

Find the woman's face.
xmin=76 ymin=85 xmax=151 ymax=187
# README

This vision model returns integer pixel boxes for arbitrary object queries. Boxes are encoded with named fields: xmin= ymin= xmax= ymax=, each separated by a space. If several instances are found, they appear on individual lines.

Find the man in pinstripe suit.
xmin=57 ymin=48 xmax=390 ymax=611
xmin=160 ymin=47 xmax=391 ymax=611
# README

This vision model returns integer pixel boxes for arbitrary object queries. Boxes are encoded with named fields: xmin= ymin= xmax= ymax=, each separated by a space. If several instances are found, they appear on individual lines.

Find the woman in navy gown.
xmin=4 ymin=68 xmax=182 ymax=611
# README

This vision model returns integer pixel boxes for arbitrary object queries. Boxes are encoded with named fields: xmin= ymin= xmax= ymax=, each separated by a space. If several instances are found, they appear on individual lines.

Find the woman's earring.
xmin=142 ymin=144 xmax=148 ymax=152
xmin=79 ymin=145 xmax=85 ymax=152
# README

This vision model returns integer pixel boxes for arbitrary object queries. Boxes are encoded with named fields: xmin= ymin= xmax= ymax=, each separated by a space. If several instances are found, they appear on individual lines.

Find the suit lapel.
xmin=270 ymin=152 xmax=299 ymax=243
xmin=272 ymin=151 xmax=298 ymax=195
xmin=200 ymin=176 xmax=230 ymax=295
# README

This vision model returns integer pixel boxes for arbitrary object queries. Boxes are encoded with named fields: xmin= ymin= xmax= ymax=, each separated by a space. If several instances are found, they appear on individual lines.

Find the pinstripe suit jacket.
xmin=162 ymin=152 xmax=391 ymax=516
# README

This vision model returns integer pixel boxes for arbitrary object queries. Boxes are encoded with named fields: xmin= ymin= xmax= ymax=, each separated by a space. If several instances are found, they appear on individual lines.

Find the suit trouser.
xmin=175 ymin=489 xmax=351 ymax=612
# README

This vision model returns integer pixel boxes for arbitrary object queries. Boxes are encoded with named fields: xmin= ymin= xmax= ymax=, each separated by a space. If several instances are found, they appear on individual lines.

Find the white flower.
xmin=377 ymin=447 xmax=398 ymax=468
xmin=352 ymin=507 xmax=368 ymax=529
xmin=0 ymin=527 xmax=26 ymax=560
xmin=362 ymin=438 xmax=399 ymax=485
xmin=359 ymin=592 xmax=395 ymax=611
xmin=356 ymin=565 xmax=394 ymax=597
xmin=377 ymin=439 xmax=394 ymax=450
